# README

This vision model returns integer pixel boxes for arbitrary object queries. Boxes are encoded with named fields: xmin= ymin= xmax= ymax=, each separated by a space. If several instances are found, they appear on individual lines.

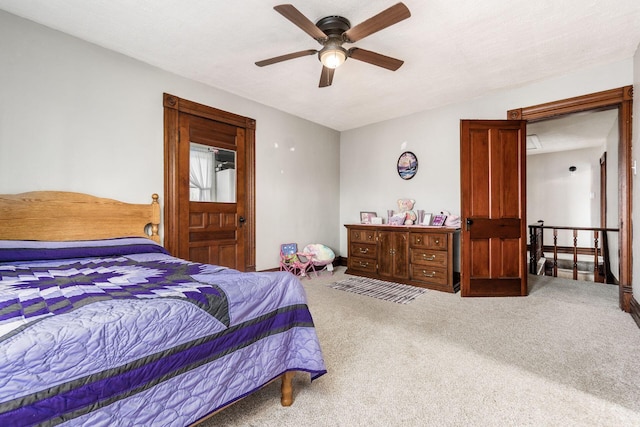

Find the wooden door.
xmin=179 ymin=114 xmax=245 ymax=268
xmin=164 ymin=94 xmax=256 ymax=271
xmin=378 ymin=231 xmax=409 ymax=280
xmin=460 ymin=120 xmax=527 ymax=296
xmin=600 ymin=152 xmax=607 ymax=228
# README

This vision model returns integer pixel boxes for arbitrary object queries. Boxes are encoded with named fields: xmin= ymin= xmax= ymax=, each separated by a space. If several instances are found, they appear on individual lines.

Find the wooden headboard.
xmin=0 ymin=191 xmax=160 ymax=243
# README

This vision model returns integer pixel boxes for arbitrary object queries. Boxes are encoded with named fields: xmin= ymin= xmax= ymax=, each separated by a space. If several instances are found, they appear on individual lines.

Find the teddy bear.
xmin=397 ymin=198 xmax=417 ymax=225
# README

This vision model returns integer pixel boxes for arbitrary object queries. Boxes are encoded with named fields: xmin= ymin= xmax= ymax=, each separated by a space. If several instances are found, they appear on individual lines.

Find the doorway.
xmin=508 ymin=86 xmax=633 ymax=311
xmin=526 ymin=109 xmax=619 ymax=284
xmin=163 ymin=93 xmax=257 ymax=272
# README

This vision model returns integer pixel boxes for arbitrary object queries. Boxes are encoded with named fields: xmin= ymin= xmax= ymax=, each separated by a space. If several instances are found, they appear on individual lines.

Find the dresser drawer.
xmin=410 ymin=265 xmax=448 ymax=285
xmin=411 ymin=249 xmax=447 ymax=268
xmin=410 ymin=232 xmax=448 ymax=250
xmin=350 ymin=242 xmax=377 ymax=259
xmin=349 ymin=256 xmax=377 ymax=274
xmin=350 ymin=228 xmax=377 ymax=244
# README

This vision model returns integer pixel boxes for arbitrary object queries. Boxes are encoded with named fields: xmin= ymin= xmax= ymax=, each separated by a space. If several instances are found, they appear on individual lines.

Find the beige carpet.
xmin=202 ymin=268 xmax=640 ymax=426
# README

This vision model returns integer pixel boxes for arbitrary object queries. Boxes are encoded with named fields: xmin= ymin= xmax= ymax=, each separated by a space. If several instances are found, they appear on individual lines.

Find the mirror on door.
xmin=189 ymin=142 xmax=236 ymax=202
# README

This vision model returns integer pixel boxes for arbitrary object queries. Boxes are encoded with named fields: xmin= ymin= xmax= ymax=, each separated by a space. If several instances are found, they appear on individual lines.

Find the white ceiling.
xmin=527 ymin=109 xmax=619 ymax=155
xmin=1 ymin=0 xmax=639 ymax=131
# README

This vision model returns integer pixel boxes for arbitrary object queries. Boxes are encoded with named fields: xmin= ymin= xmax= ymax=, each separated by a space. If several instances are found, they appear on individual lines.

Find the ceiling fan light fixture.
xmin=319 ymin=45 xmax=347 ymax=69
xmin=258 ymin=4 xmax=411 ymax=87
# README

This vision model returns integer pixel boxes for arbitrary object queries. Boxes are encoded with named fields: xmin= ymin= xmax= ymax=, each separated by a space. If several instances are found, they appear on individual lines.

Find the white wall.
xmin=0 ymin=11 xmax=341 ymax=271
xmin=527 ymin=146 xmax=604 ymax=248
xmin=340 ymin=59 xmax=634 ymax=258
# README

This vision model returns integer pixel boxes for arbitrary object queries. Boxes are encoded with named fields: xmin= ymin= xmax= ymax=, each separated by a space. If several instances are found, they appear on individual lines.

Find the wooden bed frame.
xmin=0 ymin=191 xmax=161 ymax=243
xmin=0 ymin=190 xmax=296 ymax=422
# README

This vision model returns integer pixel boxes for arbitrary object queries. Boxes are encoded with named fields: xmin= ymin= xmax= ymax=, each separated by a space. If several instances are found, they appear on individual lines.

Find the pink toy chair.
xmin=279 ymin=243 xmax=314 ymax=278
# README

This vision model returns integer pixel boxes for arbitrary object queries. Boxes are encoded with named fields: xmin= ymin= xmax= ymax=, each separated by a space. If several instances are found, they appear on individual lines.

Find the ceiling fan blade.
xmin=319 ymin=66 xmax=335 ymax=87
xmin=274 ymin=4 xmax=328 ymax=42
xmin=348 ymin=48 xmax=404 ymax=71
xmin=255 ymin=49 xmax=317 ymax=67
xmin=343 ymin=2 xmax=411 ymax=43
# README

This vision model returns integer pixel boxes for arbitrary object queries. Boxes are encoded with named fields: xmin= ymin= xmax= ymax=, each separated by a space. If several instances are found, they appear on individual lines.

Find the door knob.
xmin=239 ymin=216 xmax=246 ymax=227
xmin=466 ymin=218 xmax=473 ymax=230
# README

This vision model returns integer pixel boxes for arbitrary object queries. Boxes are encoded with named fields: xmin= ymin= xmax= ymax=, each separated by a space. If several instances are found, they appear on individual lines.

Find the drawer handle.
xmin=359 ymin=248 xmax=369 ymax=254
xmin=416 ymin=238 xmax=422 ymax=243
xmin=435 ymin=239 xmax=440 ymax=244
xmin=422 ymin=270 xmax=437 ymax=278
xmin=422 ymin=254 xmax=436 ymax=261
xmin=359 ymin=261 xmax=369 ymax=267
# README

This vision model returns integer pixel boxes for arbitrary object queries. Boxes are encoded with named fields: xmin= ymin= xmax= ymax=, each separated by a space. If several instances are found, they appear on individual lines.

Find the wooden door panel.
xmin=189 ymin=242 xmax=238 ymax=269
xmin=464 ymin=278 xmax=523 ymax=297
xmin=187 ymin=211 xmax=237 ymax=230
xmin=492 ymin=129 xmax=521 ymax=217
xmin=497 ymin=239 xmax=521 ymax=277
xmin=395 ymin=232 xmax=409 ymax=279
xmin=469 ymin=241 xmax=486 ymax=275
xmin=218 ymin=244 xmax=238 ymax=269
xmin=461 ymin=120 xmax=527 ymax=297
xmin=189 ymin=246 xmax=210 ymax=264
xmin=189 ymin=230 xmax=235 ymax=242
xmin=486 ymin=238 xmax=520 ymax=277
xmin=469 ymin=129 xmax=490 ymax=216
xmin=378 ymin=231 xmax=393 ymax=278
xmin=188 ymin=115 xmax=237 ymax=147
xmin=469 ymin=218 xmax=521 ymax=239
xmin=189 ymin=212 xmax=206 ymax=228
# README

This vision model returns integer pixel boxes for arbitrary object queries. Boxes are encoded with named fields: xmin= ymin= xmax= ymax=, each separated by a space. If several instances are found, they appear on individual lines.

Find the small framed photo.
xmin=389 ymin=214 xmax=405 ymax=225
xmin=431 ymin=214 xmax=447 ymax=227
xmin=421 ymin=213 xmax=433 ymax=226
xmin=360 ymin=211 xmax=377 ymax=224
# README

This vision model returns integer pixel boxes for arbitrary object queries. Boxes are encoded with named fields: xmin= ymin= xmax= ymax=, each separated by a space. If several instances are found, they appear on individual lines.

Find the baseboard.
xmin=630 ymin=296 xmax=640 ymax=329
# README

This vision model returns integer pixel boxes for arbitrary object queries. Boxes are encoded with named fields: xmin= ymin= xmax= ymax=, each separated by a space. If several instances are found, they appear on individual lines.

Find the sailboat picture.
xmin=397 ymin=151 xmax=418 ymax=180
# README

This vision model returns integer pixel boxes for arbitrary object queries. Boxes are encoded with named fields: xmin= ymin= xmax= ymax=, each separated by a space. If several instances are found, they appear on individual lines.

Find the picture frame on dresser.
xmin=421 ymin=213 xmax=432 ymax=226
xmin=360 ymin=211 xmax=377 ymax=224
xmin=431 ymin=214 xmax=447 ymax=226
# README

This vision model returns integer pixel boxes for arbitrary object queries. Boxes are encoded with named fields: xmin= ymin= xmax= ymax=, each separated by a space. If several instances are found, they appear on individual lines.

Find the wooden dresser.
xmin=345 ymin=224 xmax=460 ymax=293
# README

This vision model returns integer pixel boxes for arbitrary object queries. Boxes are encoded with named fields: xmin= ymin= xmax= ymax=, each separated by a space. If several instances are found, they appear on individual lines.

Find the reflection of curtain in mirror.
xmin=189 ymin=148 xmax=215 ymax=201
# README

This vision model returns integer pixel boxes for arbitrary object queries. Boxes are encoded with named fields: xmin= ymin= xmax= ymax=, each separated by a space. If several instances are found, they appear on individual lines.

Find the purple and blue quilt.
xmin=0 ymin=238 xmax=326 ymax=426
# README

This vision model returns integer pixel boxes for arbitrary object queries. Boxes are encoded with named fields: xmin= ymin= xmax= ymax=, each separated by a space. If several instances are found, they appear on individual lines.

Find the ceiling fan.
xmin=255 ymin=3 xmax=411 ymax=88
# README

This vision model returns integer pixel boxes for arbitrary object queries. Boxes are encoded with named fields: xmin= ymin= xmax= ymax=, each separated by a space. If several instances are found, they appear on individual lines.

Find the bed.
xmin=0 ymin=191 xmax=326 ymax=426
